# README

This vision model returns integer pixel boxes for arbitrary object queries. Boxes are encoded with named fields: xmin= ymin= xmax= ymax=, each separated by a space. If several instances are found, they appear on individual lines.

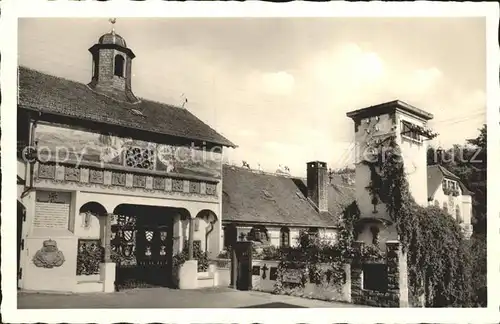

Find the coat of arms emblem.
xmin=32 ymin=239 xmax=65 ymax=268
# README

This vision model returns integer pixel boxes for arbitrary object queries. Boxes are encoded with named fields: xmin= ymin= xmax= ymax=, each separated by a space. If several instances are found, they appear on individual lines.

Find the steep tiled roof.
xmin=427 ymin=164 xmax=473 ymax=199
xmin=18 ymin=67 xmax=236 ymax=148
xmin=222 ymin=166 xmax=355 ymax=228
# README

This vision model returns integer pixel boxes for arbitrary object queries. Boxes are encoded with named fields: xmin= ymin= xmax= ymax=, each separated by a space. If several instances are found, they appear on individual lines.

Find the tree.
xmin=427 ymin=125 xmax=487 ymax=306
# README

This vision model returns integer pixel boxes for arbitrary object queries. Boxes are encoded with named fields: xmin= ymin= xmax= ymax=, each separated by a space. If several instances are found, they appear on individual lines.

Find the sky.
xmin=18 ymin=18 xmax=486 ymax=177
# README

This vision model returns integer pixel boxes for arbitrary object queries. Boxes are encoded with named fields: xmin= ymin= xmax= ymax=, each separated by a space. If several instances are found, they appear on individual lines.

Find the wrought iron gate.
xmin=111 ymin=214 xmax=173 ymax=290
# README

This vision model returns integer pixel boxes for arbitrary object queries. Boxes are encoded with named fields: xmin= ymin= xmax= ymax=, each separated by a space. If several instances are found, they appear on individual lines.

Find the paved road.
xmin=18 ymin=287 xmax=367 ymax=309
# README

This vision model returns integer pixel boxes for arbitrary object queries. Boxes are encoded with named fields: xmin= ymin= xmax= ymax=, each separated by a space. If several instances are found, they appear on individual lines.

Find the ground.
xmin=18 ymin=287 xmax=368 ymax=308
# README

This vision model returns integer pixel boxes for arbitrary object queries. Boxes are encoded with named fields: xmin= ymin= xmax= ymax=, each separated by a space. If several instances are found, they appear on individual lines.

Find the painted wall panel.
xmin=35 ymin=123 xmax=223 ymax=179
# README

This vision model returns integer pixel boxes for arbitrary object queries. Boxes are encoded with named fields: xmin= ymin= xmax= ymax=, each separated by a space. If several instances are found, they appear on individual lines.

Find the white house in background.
xmin=427 ymin=164 xmax=473 ymax=238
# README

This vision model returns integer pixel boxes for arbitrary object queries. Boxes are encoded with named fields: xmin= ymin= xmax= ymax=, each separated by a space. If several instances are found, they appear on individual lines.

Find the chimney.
xmin=307 ymin=161 xmax=328 ymax=212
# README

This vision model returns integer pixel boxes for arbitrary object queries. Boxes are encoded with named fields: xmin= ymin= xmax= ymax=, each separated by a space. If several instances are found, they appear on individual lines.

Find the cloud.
xmin=237 ymin=129 xmax=258 ymax=138
xmin=406 ymin=67 xmax=443 ymax=94
xmin=309 ymin=43 xmax=386 ymax=91
xmin=259 ymin=71 xmax=295 ymax=95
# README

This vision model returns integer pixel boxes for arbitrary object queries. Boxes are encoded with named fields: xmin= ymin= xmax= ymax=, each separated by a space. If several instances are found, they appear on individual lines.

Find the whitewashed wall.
xmin=396 ymin=113 xmax=429 ymax=207
xmin=228 ymin=225 xmax=338 ymax=248
xmin=429 ymin=183 xmax=472 ymax=226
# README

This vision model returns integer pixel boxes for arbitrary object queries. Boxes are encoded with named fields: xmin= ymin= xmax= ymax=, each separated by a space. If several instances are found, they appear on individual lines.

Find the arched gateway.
xmin=111 ymin=204 xmax=188 ymax=289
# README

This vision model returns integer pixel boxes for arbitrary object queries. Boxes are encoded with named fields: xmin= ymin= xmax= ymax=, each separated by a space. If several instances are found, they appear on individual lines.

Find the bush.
xmin=469 ymin=234 xmax=487 ymax=307
xmin=364 ymin=136 xmax=477 ymax=307
xmin=172 ymin=240 xmax=209 ymax=272
xmin=216 ymin=249 xmax=230 ymax=259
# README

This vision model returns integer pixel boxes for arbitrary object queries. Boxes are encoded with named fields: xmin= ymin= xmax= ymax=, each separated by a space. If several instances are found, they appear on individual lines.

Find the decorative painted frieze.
xmin=206 ymin=183 xmax=217 ymax=195
xmin=112 ymin=172 xmax=126 ymax=186
xmin=172 ymin=179 xmax=184 ymax=192
xmin=35 ymin=163 xmax=218 ymax=198
xmin=134 ymin=175 xmax=146 ymax=188
xmin=189 ymin=181 xmax=201 ymax=194
xmin=153 ymin=177 xmax=165 ymax=190
xmin=89 ymin=169 xmax=104 ymax=184
xmin=38 ymin=164 xmax=56 ymax=179
xmin=65 ymin=166 xmax=80 ymax=182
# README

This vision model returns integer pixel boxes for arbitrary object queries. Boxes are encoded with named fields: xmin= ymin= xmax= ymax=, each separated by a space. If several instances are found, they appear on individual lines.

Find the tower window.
xmin=114 ymin=55 xmax=125 ymax=77
xmin=401 ymin=121 xmax=421 ymax=142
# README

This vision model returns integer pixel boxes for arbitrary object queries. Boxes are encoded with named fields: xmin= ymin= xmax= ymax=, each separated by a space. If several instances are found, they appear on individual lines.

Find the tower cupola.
xmin=87 ymin=19 xmax=138 ymax=103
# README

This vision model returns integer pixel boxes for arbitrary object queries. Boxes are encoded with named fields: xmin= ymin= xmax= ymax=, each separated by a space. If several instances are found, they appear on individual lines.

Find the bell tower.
xmin=88 ymin=19 xmax=138 ymax=103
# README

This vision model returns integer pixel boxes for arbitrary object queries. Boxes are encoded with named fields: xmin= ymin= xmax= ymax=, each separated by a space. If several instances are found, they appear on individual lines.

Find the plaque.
xmin=282 ymin=269 xmax=302 ymax=284
xmin=34 ymin=191 xmax=71 ymax=229
xmin=270 ymin=267 xmax=278 ymax=281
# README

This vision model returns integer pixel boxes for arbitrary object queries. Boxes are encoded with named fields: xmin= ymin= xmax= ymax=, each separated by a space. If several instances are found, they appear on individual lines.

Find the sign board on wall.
xmin=34 ymin=191 xmax=71 ymax=229
xmin=282 ymin=269 xmax=302 ymax=284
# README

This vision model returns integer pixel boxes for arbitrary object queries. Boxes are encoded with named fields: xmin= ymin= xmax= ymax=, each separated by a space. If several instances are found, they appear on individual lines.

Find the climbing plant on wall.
xmin=273 ymin=202 xmax=361 ymax=296
xmin=362 ymin=134 xmax=474 ymax=307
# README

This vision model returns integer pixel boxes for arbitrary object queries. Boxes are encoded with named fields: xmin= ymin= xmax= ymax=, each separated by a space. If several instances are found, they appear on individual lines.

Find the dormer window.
xmin=114 ymin=54 xmax=125 ymax=77
xmin=442 ymin=179 xmax=460 ymax=196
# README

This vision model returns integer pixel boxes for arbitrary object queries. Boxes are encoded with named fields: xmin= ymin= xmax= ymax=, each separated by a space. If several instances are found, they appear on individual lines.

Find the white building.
xmin=427 ymin=164 xmax=473 ymax=237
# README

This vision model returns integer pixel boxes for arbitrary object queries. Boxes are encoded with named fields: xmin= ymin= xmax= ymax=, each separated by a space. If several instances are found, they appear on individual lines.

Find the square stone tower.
xmin=346 ymin=100 xmax=434 ymax=249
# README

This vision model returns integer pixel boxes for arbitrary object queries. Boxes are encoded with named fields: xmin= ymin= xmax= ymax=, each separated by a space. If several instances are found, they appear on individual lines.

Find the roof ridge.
xmin=223 ymin=164 xmax=294 ymax=178
xmin=18 ymin=66 xmax=236 ymax=148
xmin=19 ymin=65 xmax=87 ymax=86
xmin=20 ymin=66 xmax=183 ymax=109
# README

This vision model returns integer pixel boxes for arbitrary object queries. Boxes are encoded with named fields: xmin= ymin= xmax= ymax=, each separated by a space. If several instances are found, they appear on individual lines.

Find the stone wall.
xmin=351 ymin=240 xmax=409 ymax=307
xmin=251 ymin=259 xmax=351 ymax=303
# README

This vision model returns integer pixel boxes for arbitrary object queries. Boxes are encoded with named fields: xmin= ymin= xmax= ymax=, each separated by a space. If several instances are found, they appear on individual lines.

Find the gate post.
xmin=233 ymin=241 xmax=253 ymax=291
xmin=188 ymin=217 xmax=195 ymax=260
xmin=100 ymin=213 xmax=116 ymax=292
xmin=230 ymin=246 xmax=237 ymax=288
xmin=104 ymin=213 xmax=113 ymax=262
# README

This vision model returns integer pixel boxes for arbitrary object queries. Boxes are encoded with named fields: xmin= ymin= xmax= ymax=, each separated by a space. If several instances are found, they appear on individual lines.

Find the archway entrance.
xmin=111 ymin=204 xmax=184 ymax=290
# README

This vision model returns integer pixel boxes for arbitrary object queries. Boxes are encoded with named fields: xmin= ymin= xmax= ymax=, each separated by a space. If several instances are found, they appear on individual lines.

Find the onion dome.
xmin=98 ymin=32 xmax=127 ymax=48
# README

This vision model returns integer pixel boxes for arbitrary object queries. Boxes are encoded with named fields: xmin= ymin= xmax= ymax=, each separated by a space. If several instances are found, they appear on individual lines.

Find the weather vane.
xmin=109 ymin=18 xmax=117 ymax=34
